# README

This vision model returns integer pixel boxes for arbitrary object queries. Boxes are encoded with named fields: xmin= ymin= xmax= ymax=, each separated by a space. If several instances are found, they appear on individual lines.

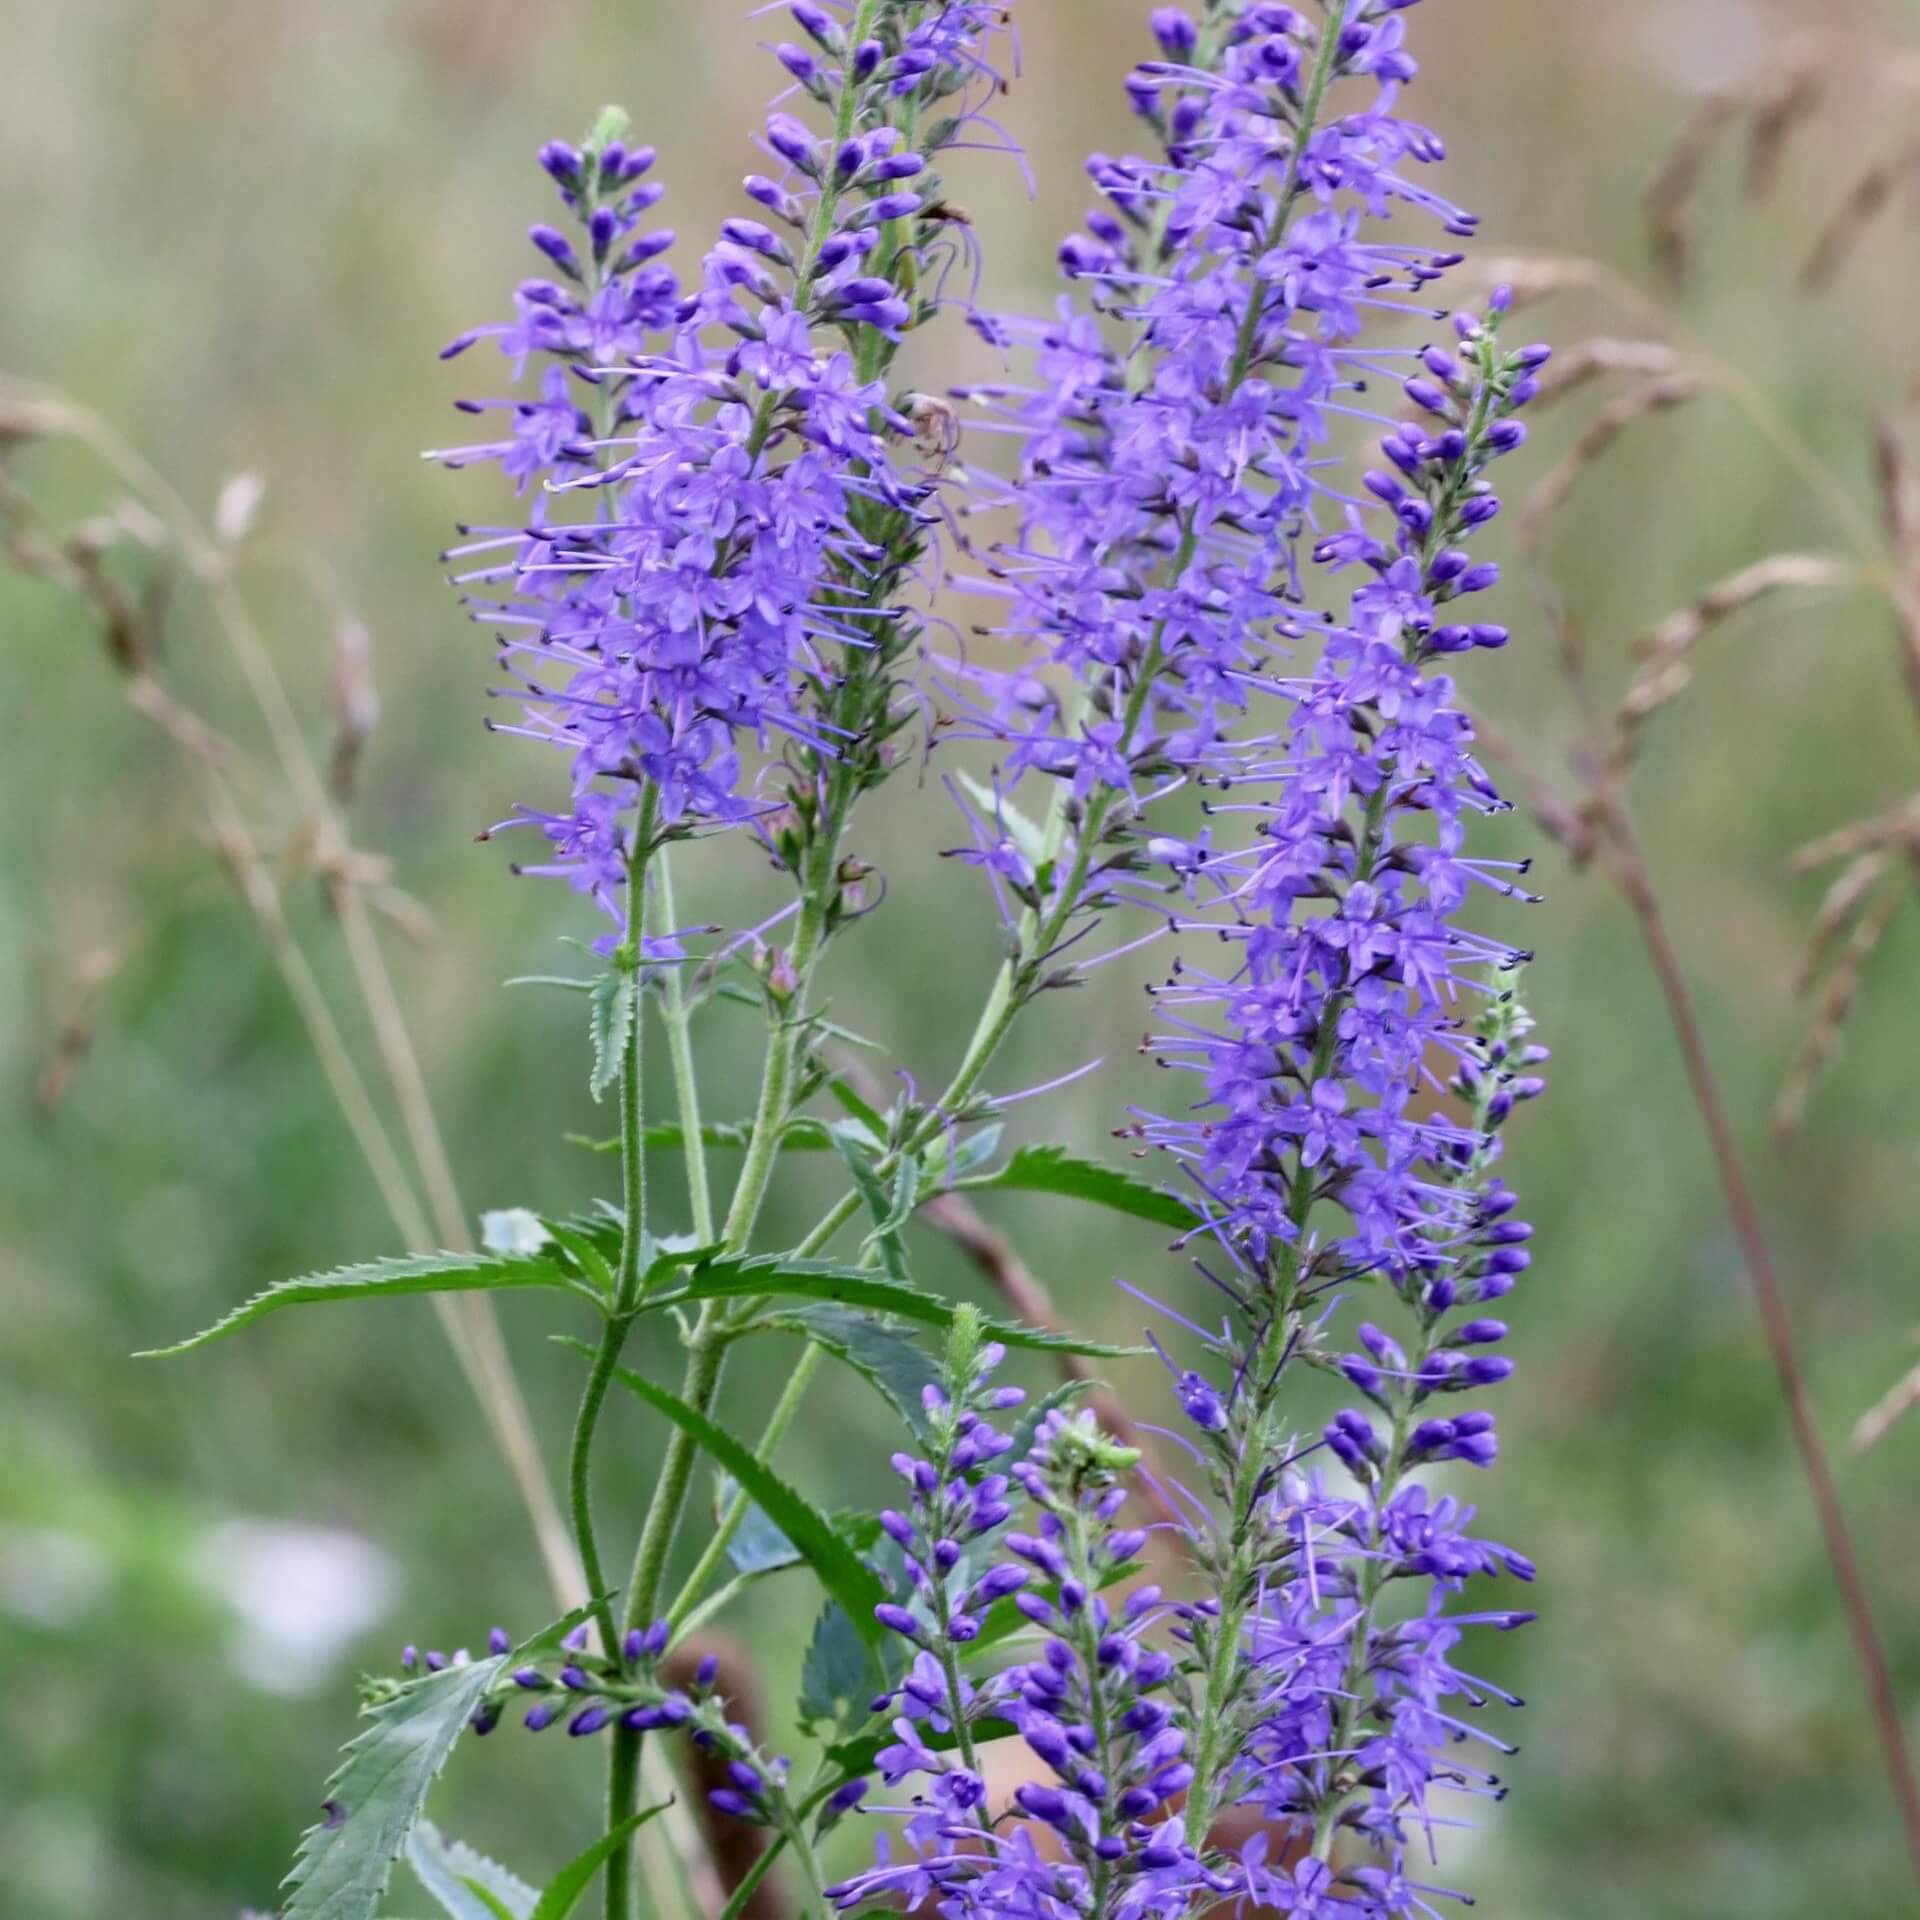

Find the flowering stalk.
xmin=441 ymin=7 xmax=1021 ymax=1912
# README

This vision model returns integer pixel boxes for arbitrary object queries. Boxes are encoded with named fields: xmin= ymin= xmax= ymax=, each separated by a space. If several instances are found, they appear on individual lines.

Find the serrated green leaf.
xmin=643 ymin=1257 xmax=1137 ymax=1357
xmin=529 ymin=1804 xmax=670 ymax=1920
xmin=956 ymin=1144 xmax=1197 ymax=1233
xmin=768 ymin=1305 xmax=939 ymax=1435
xmin=953 ymin=770 xmax=1049 ymax=872
xmin=585 ymin=1350 xmax=889 ymax=1644
xmin=405 ymin=1824 xmax=535 ymax=1920
xmin=283 ymin=1656 xmax=508 ymax=1920
xmin=800 ymin=1599 xmax=897 ymax=1734
xmin=536 ymin=1219 xmax=615 ymax=1296
xmin=137 ymin=1251 xmax=580 ymax=1358
xmin=588 ymin=973 xmax=637 ymax=1104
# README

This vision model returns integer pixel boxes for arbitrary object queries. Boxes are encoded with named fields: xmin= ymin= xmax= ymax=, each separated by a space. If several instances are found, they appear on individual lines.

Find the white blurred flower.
xmin=193 ymin=1519 xmax=398 ymax=1697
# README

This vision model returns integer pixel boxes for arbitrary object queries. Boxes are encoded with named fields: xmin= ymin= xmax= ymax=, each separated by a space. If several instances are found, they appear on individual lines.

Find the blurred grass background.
xmin=3 ymin=0 xmax=1919 ymax=1914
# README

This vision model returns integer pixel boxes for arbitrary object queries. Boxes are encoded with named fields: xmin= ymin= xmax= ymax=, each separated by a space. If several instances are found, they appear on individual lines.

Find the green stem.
xmin=604 ymin=1332 xmax=727 ymax=1917
xmin=776 ymin=1807 xmax=831 ymax=1920
xmin=656 ymin=851 xmax=715 ymax=1244
xmin=590 ymin=807 xmax=660 ymax=1920
xmin=666 ymin=1339 xmax=825 ymax=1628
xmin=571 ymin=805 xmax=659 ymax=1668
xmin=717 ymin=1835 xmax=790 ymax=1920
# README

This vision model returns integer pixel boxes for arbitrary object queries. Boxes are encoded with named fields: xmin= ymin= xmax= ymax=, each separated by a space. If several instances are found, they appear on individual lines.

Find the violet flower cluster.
xmin=437 ymin=3 xmax=1014 ymax=946
xmin=837 ymin=2 xmax=1549 ymax=1914
xmin=406 ymin=3 xmax=1552 ymax=1915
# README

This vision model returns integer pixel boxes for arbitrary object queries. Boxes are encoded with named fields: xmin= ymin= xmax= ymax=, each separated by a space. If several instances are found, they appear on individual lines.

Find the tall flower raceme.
xmin=437 ymin=4 xmax=1016 ymax=959
xmin=845 ymin=3 xmax=1551 ymax=1915
xmin=941 ymin=0 xmax=1476 ymax=985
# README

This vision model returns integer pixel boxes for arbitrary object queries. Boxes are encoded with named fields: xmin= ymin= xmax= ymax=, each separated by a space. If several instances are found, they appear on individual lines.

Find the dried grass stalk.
xmin=1530 ymin=338 xmax=1685 ymax=408
xmin=1517 ymin=373 xmax=1701 ymax=550
xmin=1774 ymin=878 xmax=1904 ymax=1142
xmin=1874 ymin=417 xmax=1920 ymax=716
xmin=1794 ymin=850 xmax=1891 ymax=993
xmin=1854 ymin=1346 xmax=1920 ymax=1454
xmin=1802 ymin=137 xmax=1920 ymax=289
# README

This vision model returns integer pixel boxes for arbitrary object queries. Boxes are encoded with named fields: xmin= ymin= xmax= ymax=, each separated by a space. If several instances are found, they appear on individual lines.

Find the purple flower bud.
xmin=1150 ymin=7 xmax=1198 ymax=58
xmin=529 ymin=225 xmax=579 ymax=277
xmin=874 ymin=1603 xmax=923 ymax=1642
xmin=487 ymin=1626 xmax=511 ymax=1656
xmin=538 ymin=142 xmax=582 ymax=186
xmin=568 ymin=1705 xmax=612 ymax=1737
xmin=788 ymin=1 xmax=840 ymax=50
xmin=1456 ymin=1319 xmax=1509 ymax=1345
xmin=1015 ymin=1783 xmax=1073 ymax=1830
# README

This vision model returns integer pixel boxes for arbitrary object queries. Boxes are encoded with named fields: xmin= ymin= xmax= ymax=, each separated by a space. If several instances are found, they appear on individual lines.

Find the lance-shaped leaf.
xmin=529 ymin=1804 xmax=671 ymax=1920
xmin=640 ymin=1257 xmax=1138 ymax=1358
xmin=584 ymin=1350 xmax=889 ymax=1644
xmin=767 ymin=1304 xmax=940 ymax=1435
xmin=831 ymin=1128 xmax=914 ymax=1282
xmin=283 ymin=1655 xmax=508 ymax=1920
xmin=137 ymin=1250 xmax=582 ymax=1358
xmin=405 ymin=1824 xmax=535 ymax=1920
xmin=955 ymin=1144 xmax=1197 ymax=1233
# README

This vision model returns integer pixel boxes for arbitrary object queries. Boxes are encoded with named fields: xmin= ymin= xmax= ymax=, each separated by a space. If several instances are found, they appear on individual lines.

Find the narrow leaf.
xmin=589 ymin=1351 xmax=889 ymax=1643
xmin=138 ymin=1251 xmax=578 ymax=1358
xmin=588 ymin=973 xmax=637 ymax=1104
xmin=831 ymin=1131 xmax=910 ymax=1283
xmin=645 ymin=1258 xmax=1137 ymax=1358
xmin=283 ymin=1656 xmax=508 ymax=1920
xmin=957 ymin=1144 xmax=1197 ymax=1233
xmin=825 ymin=1076 xmax=891 ymax=1144
xmin=405 ymin=1824 xmax=535 ymax=1920
xmin=529 ymin=1804 xmax=671 ymax=1920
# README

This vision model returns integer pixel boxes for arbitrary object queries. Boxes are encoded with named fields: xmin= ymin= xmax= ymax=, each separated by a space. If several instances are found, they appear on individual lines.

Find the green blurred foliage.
xmin=3 ymin=1 xmax=1919 ymax=1915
